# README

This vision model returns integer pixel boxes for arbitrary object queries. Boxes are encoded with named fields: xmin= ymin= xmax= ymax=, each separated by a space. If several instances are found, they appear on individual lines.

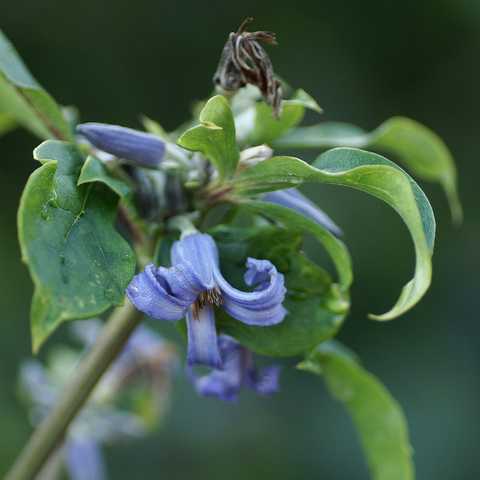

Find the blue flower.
xmin=77 ymin=123 xmax=166 ymax=168
xmin=72 ymin=320 xmax=177 ymax=393
xmin=189 ymin=335 xmax=281 ymax=402
xmin=127 ymin=233 xmax=287 ymax=369
xmin=65 ymin=438 xmax=106 ymax=480
xmin=263 ymin=188 xmax=342 ymax=237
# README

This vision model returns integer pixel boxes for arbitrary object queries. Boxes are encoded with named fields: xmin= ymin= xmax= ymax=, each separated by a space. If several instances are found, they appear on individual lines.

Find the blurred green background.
xmin=1 ymin=0 xmax=479 ymax=478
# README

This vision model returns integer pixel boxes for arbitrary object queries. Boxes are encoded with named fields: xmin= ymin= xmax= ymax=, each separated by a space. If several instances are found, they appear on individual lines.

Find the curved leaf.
xmin=232 ymin=148 xmax=435 ymax=320
xmin=212 ymin=225 xmax=348 ymax=357
xmin=0 ymin=29 xmax=71 ymax=140
xmin=78 ymin=155 xmax=131 ymax=198
xmin=299 ymin=342 xmax=414 ymax=480
xmin=177 ymin=95 xmax=238 ymax=179
xmin=239 ymin=200 xmax=353 ymax=292
xmin=0 ymin=111 xmax=16 ymax=136
xmin=18 ymin=141 xmax=135 ymax=351
xmin=246 ymin=89 xmax=321 ymax=145
xmin=274 ymin=117 xmax=461 ymax=223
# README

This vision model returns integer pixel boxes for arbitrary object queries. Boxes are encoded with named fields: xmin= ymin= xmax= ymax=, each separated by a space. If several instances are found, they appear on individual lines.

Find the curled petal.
xmin=263 ymin=188 xmax=342 ymax=237
xmin=215 ymin=258 xmax=287 ymax=326
xmin=126 ymin=264 xmax=190 ymax=321
xmin=170 ymin=233 xmax=218 ymax=291
xmin=246 ymin=365 xmax=281 ymax=396
xmin=186 ymin=305 xmax=222 ymax=369
xmin=189 ymin=335 xmax=282 ymax=402
xmin=244 ymin=258 xmax=277 ymax=290
xmin=77 ymin=123 xmax=165 ymax=169
xmin=222 ymin=300 xmax=287 ymax=326
xmin=65 ymin=439 xmax=106 ymax=480
xmin=192 ymin=336 xmax=244 ymax=402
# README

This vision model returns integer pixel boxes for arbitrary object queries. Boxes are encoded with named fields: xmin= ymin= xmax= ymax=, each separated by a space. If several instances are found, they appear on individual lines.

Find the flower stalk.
xmin=6 ymin=300 xmax=143 ymax=480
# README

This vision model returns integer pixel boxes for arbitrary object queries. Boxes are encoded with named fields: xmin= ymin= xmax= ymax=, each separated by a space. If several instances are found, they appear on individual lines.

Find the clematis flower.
xmin=20 ymin=323 xmax=176 ymax=480
xmin=77 ymin=122 xmax=166 ymax=168
xmin=190 ymin=334 xmax=281 ymax=402
xmin=263 ymin=188 xmax=342 ymax=237
xmin=65 ymin=438 xmax=106 ymax=480
xmin=72 ymin=320 xmax=177 ymax=395
xmin=127 ymin=233 xmax=287 ymax=369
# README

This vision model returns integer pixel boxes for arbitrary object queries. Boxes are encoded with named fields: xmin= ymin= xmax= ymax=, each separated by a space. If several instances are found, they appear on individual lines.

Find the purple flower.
xmin=263 ymin=188 xmax=342 ymax=237
xmin=77 ymin=123 xmax=165 ymax=168
xmin=127 ymin=233 xmax=287 ymax=369
xmin=65 ymin=438 xmax=106 ymax=480
xmin=72 ymin=321 xmax=177 ymax=395
xmin=190 ymin=335 xmax=281 ymax=402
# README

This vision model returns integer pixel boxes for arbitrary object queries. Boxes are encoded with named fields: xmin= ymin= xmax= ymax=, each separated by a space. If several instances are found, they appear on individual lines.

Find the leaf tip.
xmin=368 ymin=312 xmax=392 ymax=322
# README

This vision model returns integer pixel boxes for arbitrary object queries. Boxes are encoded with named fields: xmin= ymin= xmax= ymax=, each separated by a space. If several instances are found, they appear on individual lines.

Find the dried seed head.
xmin=213 ymin=18 xmax=283 ymax=118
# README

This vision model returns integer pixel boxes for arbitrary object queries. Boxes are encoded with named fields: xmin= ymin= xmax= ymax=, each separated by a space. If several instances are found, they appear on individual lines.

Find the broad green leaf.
xmin=212 ymin=225 xmax=348 ymax=356
xmin=0 ymin=111 xmax=16 ymax=135
xmin=238 ymin=200 xmax=353 ymax=292
xmin=232 ymin=148 xmax=435 ymax=320
xmin=299 ymin=342 xmax=414 ymax=480
xmin=0 ymin=30 xmax=72 ymax=140
xmin=78 ymin=155 xmax=131 ymax=198
xmin=247 ymin=89 xmax=322 ymax=145
xmin=274 ymin=117 xmax=461 ymax=223
xmin=18 ymin=140 xmax=135 ymax=351
xmin=177 ymin=95 xmax=238 ymax=179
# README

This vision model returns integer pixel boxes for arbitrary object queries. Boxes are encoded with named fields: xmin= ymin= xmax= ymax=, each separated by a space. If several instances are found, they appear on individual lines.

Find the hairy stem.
xmin=6 ymin=300 xmax=143 ymax=480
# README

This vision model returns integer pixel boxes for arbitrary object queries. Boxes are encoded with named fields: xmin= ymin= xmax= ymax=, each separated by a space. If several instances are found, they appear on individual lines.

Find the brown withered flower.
xmin=213 ymin=17 xmax=283 ymax=118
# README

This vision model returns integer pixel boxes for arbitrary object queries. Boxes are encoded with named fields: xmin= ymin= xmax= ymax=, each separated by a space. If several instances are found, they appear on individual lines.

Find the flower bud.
xmin=77 ymin=123 xmax=166 ymax=169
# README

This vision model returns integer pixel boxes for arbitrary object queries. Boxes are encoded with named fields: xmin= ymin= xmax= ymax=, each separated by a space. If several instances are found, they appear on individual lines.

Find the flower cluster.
xmin=190 ymin=334 xmax=281 ymax=402
xmin=127 ymin=232 xmax=286 ymax=367
xmin=76 ymin=121 xmax=344 ymax=402
xmin=20 ymin=322 xmax=176 ymax=479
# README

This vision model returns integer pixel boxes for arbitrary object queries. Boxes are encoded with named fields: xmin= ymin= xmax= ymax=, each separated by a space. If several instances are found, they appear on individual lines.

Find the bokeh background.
xmin=1 ymin=0 xmax=479 ymax=478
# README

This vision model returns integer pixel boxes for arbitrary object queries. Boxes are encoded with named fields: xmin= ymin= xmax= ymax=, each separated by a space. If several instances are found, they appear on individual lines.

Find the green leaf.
xmin=247 ymin=89 xmax=321 ymax=145
xmin=232 ymin=148 xmax=435 ymax=320
xmin=239 ymin=200 xmax=353 ymax=292
xmin=0 ymin=30 xmax=72 ymax=141
xmin=78 ymin=155 xmax=131 ymax=198
xmin=299 ymin=342 xmax=414 ymax=480
xmin=212 ymin=225 xmax=348 ymax=356
xmin=274 ymin=117 xmax=461 ymax=223
xmin=0 ymin=111 xmax=16 ymax=135
xmin=177 ymin=95 xmax=239 ymax=179
xmin=18 ymin=140 xmax=135 ymax=351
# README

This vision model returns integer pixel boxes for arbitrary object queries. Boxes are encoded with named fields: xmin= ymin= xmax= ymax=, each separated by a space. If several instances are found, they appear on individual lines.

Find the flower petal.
xmin=65 ymin=438 xmax=106 ymax=480
xmin=263 ymin=188 xmax=342 ymax=237
xmin=215 ymin=258 xmax=287 ymax=326
xmin=77 ymin=123 xmax=165 ymax=169
xmin=126 ymin=264 xmax=190 ymax=321
xmin=170 ymin=233 xmax=218 ymax=291
xmin=222 ymin=300 xmax=287 ymax=326
xmin=158 ymin=265 xmax=202 ymax=303
xmin=244 ymin=258 xmax=277 ymax=289
xmin=246 ymin=365 xmax=281 ymax=396
xmin=19 ymin=360 xmax=56 ymax=408
xmin=186 ymin=305 xmax=222 ymax=368
xmin=191 ymin=335 xmax=244 ymax=401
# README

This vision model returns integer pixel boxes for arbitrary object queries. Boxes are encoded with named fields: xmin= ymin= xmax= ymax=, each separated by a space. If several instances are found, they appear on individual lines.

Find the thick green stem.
xmin=6 ymin=300 xmax=143 ymax=480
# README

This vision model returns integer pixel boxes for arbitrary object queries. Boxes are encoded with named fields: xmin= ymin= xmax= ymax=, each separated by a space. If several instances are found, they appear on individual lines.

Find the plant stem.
xmin=6 ymin=300 xmax=143 ymax=480
xmin=37 ymin=444 xmax=65 ymax=480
